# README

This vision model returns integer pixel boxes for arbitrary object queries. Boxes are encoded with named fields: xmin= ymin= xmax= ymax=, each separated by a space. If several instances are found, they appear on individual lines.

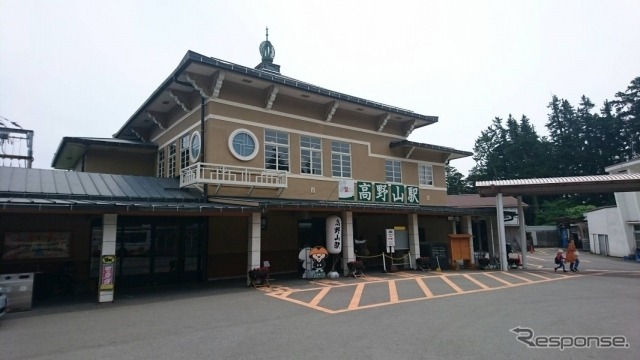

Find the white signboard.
xmin=385 ymin=229 xmax=395 ymax=247
xmin=338 ymin=179 xmax=355 ymax=200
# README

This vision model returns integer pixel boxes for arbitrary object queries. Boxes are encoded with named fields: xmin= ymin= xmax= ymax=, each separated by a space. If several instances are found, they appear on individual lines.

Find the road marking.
xmin=440 ymin=275 xmax=464 ymax=293
xmin=463 ymin=274 xmax=491 ymax=289
xmin=348 ymin=283 xmax=365 ymax=310
xmin=388 ymin=281 xmax=399 ymax=303
xmin=263 ymin=270 xmax=623 ymax=314
xmin=309 ymin=287 xmax=330 ymax=307
xmin=482 ymin=272 xmax=515 ymax=286
xmin=416 ymin=277 xmax=434 ymax=298
xmin=502 ymin=272 xmax=534 ymax=283
xmin=523 ymin=271 xmax=551 ymax=280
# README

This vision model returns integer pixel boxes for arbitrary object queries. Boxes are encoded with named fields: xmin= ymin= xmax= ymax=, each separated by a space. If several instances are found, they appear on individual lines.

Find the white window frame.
xmin=189 ymin=131 xmax=201 ymax=163
xmin=418 ymin=163 xmax=433 ymax=186
xmin=300 ymin=135 xmax=322 ymax=175
xmin=331 ymin=140 xmax=351 ymax=178
xmin=180 ymin=135 xmax=190 ymax=170
xmin=168 ymin=143 xmax=177 ymax=178
xmin=228 ymin=129 xmax=259 ymax=161
xmin=264 ymin=129 xmax=289 ymax=171
xmin=385 ymin=159 xmax=402 ymax=183
xmin=157 ymin=148 xmax=165 ymax=177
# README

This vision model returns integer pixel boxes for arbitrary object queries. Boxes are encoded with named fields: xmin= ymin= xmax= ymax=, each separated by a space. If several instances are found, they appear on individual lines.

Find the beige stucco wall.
xmin=83 ymin=149 xmax=156 ymax=176
xmin=110 ymin=80 xmax=452 ymax=205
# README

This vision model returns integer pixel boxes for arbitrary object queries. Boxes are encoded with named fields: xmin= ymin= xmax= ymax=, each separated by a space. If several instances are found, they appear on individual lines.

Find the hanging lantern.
xmin=326 ymin=215 xmax=342 ymax=254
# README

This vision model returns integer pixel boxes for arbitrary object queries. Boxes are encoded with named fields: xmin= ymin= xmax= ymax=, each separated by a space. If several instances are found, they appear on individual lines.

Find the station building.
xmin=0 ymin=36 xmax=500 ymax=300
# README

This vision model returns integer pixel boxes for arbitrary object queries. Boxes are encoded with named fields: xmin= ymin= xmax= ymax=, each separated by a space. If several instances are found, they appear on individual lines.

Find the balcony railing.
xmin=180 ymin=163 xmax=288 ymax=191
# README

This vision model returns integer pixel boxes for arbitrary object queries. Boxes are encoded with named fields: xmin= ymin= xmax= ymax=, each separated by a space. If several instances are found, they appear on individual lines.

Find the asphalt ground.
xmin=1 ymin=248 xmax=639 ymax=360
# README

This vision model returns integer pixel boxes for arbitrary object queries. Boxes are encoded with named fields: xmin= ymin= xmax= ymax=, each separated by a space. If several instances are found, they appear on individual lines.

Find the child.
xmin=554 ymin=250 xmax=567 ymax=272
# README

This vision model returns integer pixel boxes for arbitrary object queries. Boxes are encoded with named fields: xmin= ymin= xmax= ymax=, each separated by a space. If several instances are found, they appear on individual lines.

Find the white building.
xmin=584 ymin=157 xmax=640 ymax=258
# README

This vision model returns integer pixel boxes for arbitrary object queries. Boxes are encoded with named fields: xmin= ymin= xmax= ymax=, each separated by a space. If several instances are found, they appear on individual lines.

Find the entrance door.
xmin=91 ymin=217 xmax=204 ymax=287
xmin=598 ymin=234 xmax=609 ymax=256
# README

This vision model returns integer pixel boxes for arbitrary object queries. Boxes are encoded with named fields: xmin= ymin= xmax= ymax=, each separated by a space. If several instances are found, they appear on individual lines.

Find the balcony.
xmin=180 ymin=163 xmax=288 ymax=194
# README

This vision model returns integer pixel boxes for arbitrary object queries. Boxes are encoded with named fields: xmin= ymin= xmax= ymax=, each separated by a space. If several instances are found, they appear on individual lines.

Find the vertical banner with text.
xmin=99 ymin=255 xmax=116 ymax=293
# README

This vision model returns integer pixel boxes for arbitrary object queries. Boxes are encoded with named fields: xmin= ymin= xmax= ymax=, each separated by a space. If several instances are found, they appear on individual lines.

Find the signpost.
xmin=386 ymin=228 xmax=395 ymax=253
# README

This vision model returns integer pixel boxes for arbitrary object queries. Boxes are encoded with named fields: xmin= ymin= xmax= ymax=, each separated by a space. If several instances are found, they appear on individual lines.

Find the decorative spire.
xmin=256 ymin=26 xmax=280 ymax=73
xmin=259 ymin=27 xmax=275 ymax=62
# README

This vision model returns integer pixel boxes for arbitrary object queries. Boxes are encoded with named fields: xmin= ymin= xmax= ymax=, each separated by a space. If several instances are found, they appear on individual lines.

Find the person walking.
xmin=554 ymin=250 xmax=567 ymax=272
xmin=566 ymin=239 xmax=579 ymax=272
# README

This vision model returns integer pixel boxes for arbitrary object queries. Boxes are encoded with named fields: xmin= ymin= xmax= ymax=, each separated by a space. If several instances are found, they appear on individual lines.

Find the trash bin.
xmin=0 ymin=273 xmax=34 ymax=312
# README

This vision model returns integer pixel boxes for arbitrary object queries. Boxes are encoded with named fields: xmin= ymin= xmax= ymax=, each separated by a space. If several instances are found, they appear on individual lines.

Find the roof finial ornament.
xmin=256 ymin=26 xmax=280 ymax=73
xmin=259 ymin=26 xmax=275 ymax=62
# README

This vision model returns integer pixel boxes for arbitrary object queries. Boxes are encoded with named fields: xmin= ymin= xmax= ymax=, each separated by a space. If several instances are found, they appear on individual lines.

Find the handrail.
xmin=180 ymin=162 xmax=288 ymax=189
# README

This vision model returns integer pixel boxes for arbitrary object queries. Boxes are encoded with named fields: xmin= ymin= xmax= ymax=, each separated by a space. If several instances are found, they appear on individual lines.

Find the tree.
xmin=445 ymin=164 xmax=473 ymax=195
xmin=612 ymin=77 xmax=640 ymax=160
xmin=546 ymin=96 xmax=581 ymax=176
xmin=535 ymin=199 xmax=596 ymax=225
xmin=468 ymin=115 xmax=549 ymax=182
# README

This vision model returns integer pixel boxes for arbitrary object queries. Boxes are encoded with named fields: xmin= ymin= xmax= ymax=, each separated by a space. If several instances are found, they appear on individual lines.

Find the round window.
xmin=228 ymin=129 xmax=258 ymax=161
xmin=189 ymin=131 xmax=201 ymax=163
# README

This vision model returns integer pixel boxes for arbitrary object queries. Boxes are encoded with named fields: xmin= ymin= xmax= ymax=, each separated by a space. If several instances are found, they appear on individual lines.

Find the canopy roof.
xmin=476 ymin=174 xmax=640 ymax=197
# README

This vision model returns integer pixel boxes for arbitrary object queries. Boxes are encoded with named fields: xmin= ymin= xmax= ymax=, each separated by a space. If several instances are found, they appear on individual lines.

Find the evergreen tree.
xmin=612 ymin=77 xmax=640 ymax=160
xmin=445 ymin=164 xmax=472 ymax=195
xmin=546 ymin=96 xmax=580 ymax=176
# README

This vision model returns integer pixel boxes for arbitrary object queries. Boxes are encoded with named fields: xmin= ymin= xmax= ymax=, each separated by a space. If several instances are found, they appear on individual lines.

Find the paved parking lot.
xmin=2 ymin=249 xmax=639 ymax=360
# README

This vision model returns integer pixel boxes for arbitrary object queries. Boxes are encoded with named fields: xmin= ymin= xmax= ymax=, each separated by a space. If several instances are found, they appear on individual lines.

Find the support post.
xmin=247 ymin=212 xmax=261 ymax=286
xmin=462 ymin=215 xmax=475 ymax=264
xmin=496 ymin=193 xmax=508 ymax=271
xmin=408 ymin=213 xmax=420 ymax=269
xmin=518 ymin=196 xmax=527 ymax=269
xmin=341 ymin=211 xmax=355 ymax=277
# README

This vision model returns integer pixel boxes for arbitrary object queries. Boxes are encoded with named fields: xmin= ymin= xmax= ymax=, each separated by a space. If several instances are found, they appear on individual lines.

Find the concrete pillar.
xmin=247 ymin=212 xmax=261 ymax=285
xmin=98 ymin=214 xmax=117 ymax=303
xmin=489 ymin=215 xmax=496 ymax=256
xmin=496 ymin=193 xmax=508 ymax=271
xmin=518 ymin=196 xmax=527 ymax=269
xmin=341 ymin=211 xmax=355 ymax=276
xmin=462 ymin=215 xmax=475 ymax=264
xmin=408 ymin=213 xmax=420 ymax=269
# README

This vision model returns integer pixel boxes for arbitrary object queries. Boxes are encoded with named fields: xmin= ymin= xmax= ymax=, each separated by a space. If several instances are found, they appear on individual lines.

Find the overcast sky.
xmin=1 ymin=0 xmax=639 ymax=175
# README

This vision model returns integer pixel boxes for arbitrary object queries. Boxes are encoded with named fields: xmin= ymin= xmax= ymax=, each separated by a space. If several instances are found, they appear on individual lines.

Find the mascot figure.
xmin=306 ymin=246 xmax=328 ymax=279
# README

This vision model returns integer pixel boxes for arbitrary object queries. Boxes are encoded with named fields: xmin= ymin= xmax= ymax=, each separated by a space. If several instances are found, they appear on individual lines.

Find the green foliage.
xmin=462 ymin=76 xmax=639 ymax=223
xmin=445 ymin=164 xmax=473 ymax=195
xmin=468 ymin=115 xmax=550 ymax=181
xmin=535 ymin=199 xmax=596 ymax=225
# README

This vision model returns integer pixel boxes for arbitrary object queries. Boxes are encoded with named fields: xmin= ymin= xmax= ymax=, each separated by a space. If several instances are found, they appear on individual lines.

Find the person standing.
xmin=566 ymin=239 xmax=579 ymax=272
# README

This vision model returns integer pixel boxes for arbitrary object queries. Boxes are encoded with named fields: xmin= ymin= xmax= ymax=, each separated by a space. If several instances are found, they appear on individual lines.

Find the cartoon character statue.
xmin=300 ymin=246 xmax=327 ymax=279
xmin=309 ymin=246 xmax=328 ymax=270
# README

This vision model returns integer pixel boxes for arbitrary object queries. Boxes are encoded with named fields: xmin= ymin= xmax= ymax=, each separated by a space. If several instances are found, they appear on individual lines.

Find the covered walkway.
xmin=475 ymin=173 xmax=640 ymax=270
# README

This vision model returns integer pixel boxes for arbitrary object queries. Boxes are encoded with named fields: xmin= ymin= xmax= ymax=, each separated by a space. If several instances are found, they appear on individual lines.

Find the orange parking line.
xmin=348 ymin=283 xmax=365 ymax=310
xmin=309 ymin=287 xmax=331 ymax=307
xmin=440 ymin=275 xmax=464 ymax=293
xmin=415 ymin=277 xmax=434 ymax=298
xmin=483 ymin=272 xmax=515 ymax=286
xmin=523 ymin=271 xmax=550 ymax=280
xmin=463 ymin=274 xmax=491 ymax=289
xmin=388 ymin=281 xmax=399 ymax=303
xmin=503 ymin=272 xmax=534 ymax=283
